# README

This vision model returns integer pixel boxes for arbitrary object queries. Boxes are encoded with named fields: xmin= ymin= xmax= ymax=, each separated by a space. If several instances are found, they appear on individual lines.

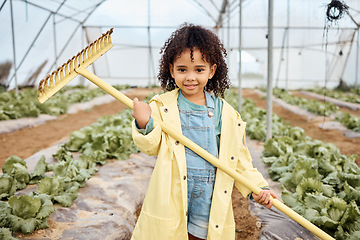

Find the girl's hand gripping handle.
xmin=132 ymin=97 xmax=152 ymax=129
xmin=252 ymin=190 xmax=277 ymax=209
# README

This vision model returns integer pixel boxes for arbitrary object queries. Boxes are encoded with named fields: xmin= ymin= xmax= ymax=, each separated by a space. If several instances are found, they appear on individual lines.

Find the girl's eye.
xmin=196 ymin=69 xmax=205 ymax=73
xmin=178 ymin=68 xmax=186 ymax=72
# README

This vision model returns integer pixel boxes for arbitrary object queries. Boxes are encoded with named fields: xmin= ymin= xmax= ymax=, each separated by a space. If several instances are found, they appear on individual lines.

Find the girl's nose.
xmin=186 ymin=72 xmax=196 ymax=81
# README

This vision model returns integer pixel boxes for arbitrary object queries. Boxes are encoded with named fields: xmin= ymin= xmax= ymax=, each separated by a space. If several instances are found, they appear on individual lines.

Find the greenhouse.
xmin=0 ymin=0 xmax=360 ymax=239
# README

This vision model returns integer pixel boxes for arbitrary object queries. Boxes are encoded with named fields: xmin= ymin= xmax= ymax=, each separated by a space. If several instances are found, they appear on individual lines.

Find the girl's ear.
xmin=169 ymin=63 xmax=175 ymax=78
xmin=209 ymin=64 xmax=217 ymax=79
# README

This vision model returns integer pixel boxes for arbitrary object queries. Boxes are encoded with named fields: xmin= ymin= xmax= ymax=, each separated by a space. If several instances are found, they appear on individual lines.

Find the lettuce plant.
xmin=36 ymin=176 xmax=80 ymax=207
xmin=29 ymin=155 xmax=48 ymax=184
xmin=0 ymin=174 xmax=17 ymax=199
xmin=0 ymin=227 xmax=17 ymax=240
xmin=336 ymin=113 xmax=360 ymax=132
xmin=2 ymin=156 xmax=29 ymax=190
xmin=64 ymin=108 xmax=139 ymax=163
xmin=4 ymin=194 xmax=55 ymax=234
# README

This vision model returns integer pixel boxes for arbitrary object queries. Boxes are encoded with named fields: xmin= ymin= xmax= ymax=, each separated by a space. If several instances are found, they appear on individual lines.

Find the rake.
xmin=38 ymin=28 xmax=334 ymax=240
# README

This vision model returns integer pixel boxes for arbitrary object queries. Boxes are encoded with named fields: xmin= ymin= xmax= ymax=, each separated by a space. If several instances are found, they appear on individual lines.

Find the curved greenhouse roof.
xmin=1 ymin=0 xmax=360 ymax=90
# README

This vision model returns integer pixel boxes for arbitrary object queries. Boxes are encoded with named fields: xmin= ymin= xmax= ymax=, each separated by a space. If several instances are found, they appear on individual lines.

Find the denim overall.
xmin=178 ymin=91 xmax=218 ymax=239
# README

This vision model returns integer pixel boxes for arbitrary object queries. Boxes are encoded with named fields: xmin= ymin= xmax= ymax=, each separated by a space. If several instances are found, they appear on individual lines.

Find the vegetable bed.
xmin=230 ymin=89 xmax=360 ymax=239
xmin=0 ymin=87 xmax=358 ymax=239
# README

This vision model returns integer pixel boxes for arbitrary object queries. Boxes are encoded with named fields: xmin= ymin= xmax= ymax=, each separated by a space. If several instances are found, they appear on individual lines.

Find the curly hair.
xmin=158 ymin=23 xmax=230 ymax=98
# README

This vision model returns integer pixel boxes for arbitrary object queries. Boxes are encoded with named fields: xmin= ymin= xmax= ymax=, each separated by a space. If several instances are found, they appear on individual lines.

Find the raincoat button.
xmin=164 ymin=108 xmax=168 ymax=113
xmin=238 ymin=123 xmax=241 ymax=126
xmin=224 ymin=190 xmax=227 ymax=194
xmin=216 ymin=225 xmax=219 ymax=228
xmin=231 ymin=156 xmax=234 ymax=160
xmin=175 ymin=140 xmax=179 ymax=145
xmin=183 ymin=176 xmax=186 ymax=180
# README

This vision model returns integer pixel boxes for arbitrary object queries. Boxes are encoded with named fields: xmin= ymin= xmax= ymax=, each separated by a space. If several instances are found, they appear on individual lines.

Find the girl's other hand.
xmin=252 ymin=190 xmax=277 ymax=209
xmin=132 ymin=97 xmax=151 ymax=129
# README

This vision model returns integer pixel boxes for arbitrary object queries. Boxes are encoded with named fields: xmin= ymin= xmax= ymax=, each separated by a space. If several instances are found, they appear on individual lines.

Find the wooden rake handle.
xmin=76 ymin=68 xmax=333 ymax=240
xmin=37 ymin=28 xmax=332 ymax=240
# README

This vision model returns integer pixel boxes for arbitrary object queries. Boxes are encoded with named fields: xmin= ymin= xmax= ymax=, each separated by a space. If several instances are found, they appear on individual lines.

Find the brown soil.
xmin=243 ymin=89 xmax=360 ymax=166
xmin=2 ymin=87 xmax=358 ymax=239
xmin=233 ymin=188 xmax=261 ymax=240
xmin=0 ymin=88 xmax=156 ymax=165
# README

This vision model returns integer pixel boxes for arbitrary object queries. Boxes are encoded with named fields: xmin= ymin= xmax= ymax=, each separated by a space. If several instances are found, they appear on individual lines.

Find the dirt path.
xmin=243 ymin=89 xmax=360 ymax=166
xmin=0 ymin=88 xmax=155 ymax=166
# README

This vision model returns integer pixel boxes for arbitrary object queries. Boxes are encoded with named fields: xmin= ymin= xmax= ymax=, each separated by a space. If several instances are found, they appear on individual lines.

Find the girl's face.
xmin=170 ymin=48 xmax=216 ymax=104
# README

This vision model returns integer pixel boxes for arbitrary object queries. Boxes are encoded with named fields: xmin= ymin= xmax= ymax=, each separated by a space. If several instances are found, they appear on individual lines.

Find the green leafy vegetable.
xmin=336 ymin=113 xmax=360 ymax=132
xmin=309 ymin=87 xmax=360 ymax=104
xmin=36 ymin=176 xmax=80 ymax=207
xmin=29 ymin=155 xmax=48 ymax=184
xmin=224 ymin=88 xmax=360 ymax=239
xmin=0 ymin=84 xmax=141 ymax=235
xmin=9 ymin=195 xmax=41 ymax=219
xmin=0 ymin=85 xmax=130 ymax=121
xmin=0 ymin=227 xmax=17 ymax=240
xmin=6 ymin=195 xmax=54 ymax=234
xmin=2 ymin=156 xmax=29 ymax=190
xmin=63 ymin=108 xmax=139 ymax=163
xmin=0 ymin=174 xmax=17 ymax=199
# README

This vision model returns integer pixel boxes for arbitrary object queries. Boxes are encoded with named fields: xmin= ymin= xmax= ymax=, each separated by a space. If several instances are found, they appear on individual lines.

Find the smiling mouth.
xmin=184 ymin=84 xmax=198 ymax=90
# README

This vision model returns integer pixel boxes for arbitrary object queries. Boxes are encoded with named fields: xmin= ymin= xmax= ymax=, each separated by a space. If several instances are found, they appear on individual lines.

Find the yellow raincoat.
xmin=131 ymin=89 xmax=268 ymax=240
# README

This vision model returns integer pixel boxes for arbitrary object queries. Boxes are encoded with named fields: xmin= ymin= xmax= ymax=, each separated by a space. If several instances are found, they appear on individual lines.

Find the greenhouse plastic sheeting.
xmin=249 ymin=200 xmax=320 ymax=240
xmin=246 ymin=136 xmax=321 ymax=240
xmin=12 ymin=145 xmax=156 ymax=240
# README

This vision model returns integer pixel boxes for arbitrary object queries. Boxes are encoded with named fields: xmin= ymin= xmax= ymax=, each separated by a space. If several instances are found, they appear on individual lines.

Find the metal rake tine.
xmin=38 ymin=28 xmax=114 ymax=103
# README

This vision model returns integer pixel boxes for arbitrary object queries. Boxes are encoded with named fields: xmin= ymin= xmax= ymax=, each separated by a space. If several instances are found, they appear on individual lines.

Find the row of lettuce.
xmin=0 ymin=92 xmax=155 ymax=239
xmin=269 ymin=88 xmax=360 ymax=132
xmin=0 ymin=85 xmax=130 ymax=121
xmin=2 ymin=86 xmax=358 ymax=121
xmin=0 ymin=89 xmax=359 ymax=239
xmin=308 ymin=87 xmax=360 ymax=104
xmin=0 ymin=109 xmax=139 ymax=238
xmin=226 ymin=89 xmax=360 ymax=240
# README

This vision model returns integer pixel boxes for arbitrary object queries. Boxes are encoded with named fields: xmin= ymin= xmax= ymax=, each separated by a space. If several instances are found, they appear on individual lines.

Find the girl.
xmin=131 ymin=23 xmax=276 ymax=240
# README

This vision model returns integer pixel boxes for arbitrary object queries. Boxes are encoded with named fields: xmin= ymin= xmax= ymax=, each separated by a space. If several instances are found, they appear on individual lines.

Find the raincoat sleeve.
xmin=134 ymin=117 xmax=154 ymax=135
xmin=132 ymin=100 xmax=163 ymax=156
xmin=234 ymin=129 xmax=269 ymax=197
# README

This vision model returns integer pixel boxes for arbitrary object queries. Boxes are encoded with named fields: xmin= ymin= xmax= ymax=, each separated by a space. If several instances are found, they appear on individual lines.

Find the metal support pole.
xmin=52 ymin=13 xmax=58 ymax=69
xmin=147 ymin=0 xmax=151 ymax=87
xmin=147 ymin=0 xmax=156 ymax=88
xmin=0 ymin=0 xmax=8 ymax=11
xmin=285 ymin=0 xmax=290 ymax=90
xmin=275 ymin=29 xmax=287 ymax=88
xmin=10 ymin=0 xmax=18 ymax=93
xmin=266 ymin=0 xmax=273 ymax=141
xmin=227 ymin=2 xmax=230 ymax=69
xmin=356 ymin=28 xmax=359 ymax=88
xmin=238 ymin=0 xmax=242 ymax=112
